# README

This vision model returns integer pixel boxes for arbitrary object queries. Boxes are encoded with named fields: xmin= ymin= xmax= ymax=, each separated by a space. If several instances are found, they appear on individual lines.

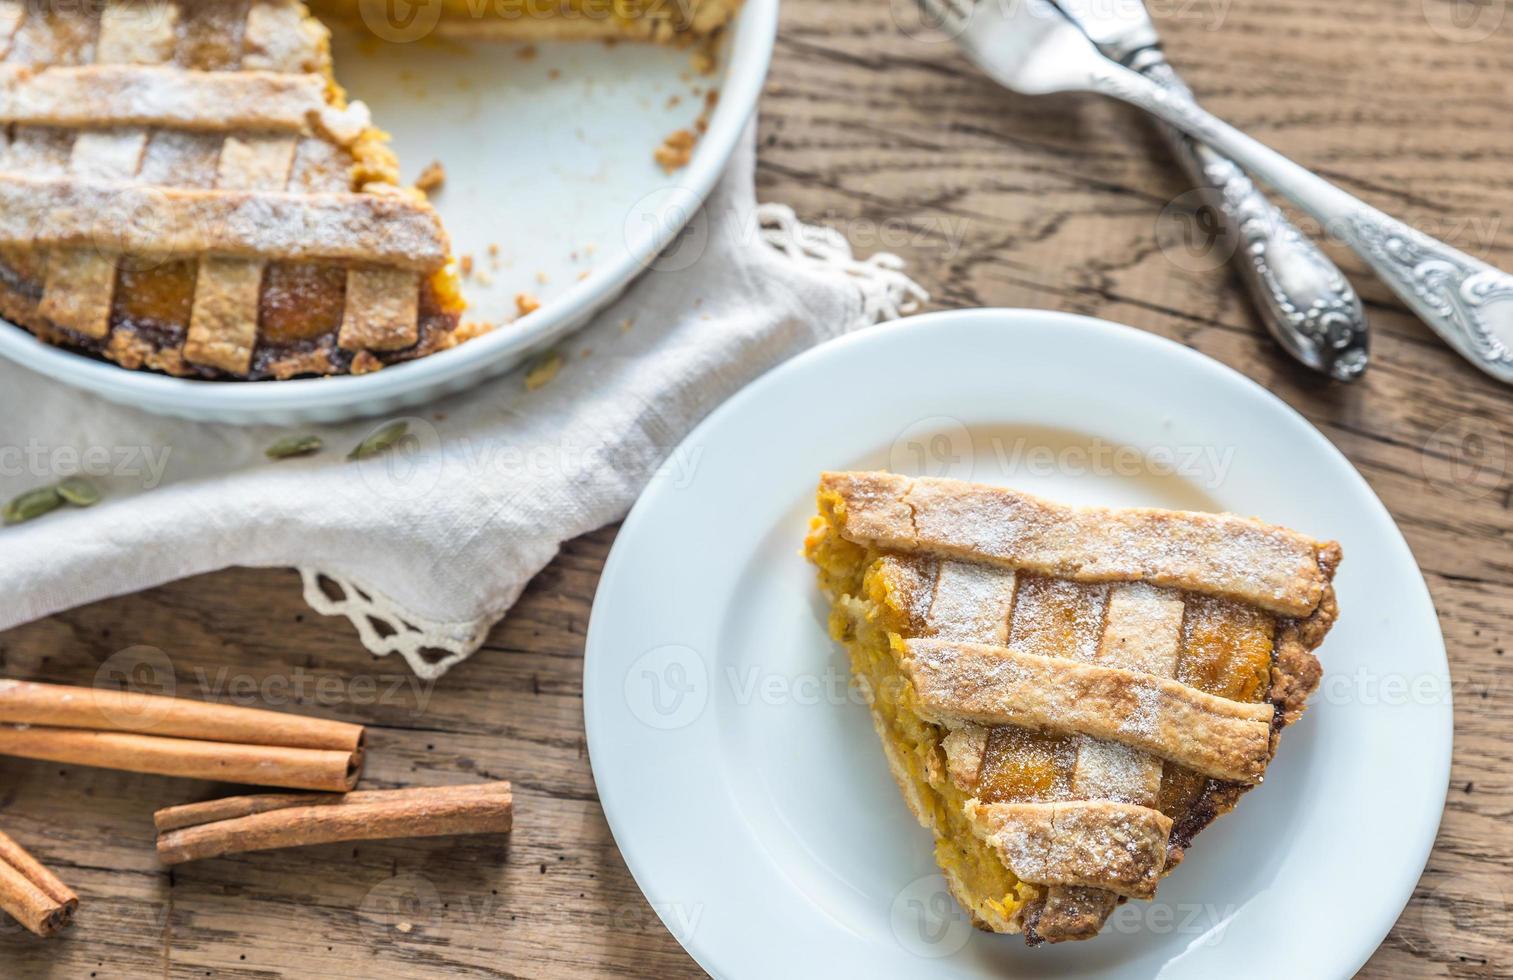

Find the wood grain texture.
xmin=2 ymin=0 xmax=1511 ymax=974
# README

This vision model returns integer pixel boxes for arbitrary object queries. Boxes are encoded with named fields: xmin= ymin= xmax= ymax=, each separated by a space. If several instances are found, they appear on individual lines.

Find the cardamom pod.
xmin=3 ymin=486 xmax=63 ymax=525
xmin=348 ymin=421 xmax=409 ymax=461
xmin=56 ymin=476 xmax=100 ymax=507
xmin=524 ymin=352 xmax=564 ymax=391
xmin=265 ymin=434 xmax=324 ymax=460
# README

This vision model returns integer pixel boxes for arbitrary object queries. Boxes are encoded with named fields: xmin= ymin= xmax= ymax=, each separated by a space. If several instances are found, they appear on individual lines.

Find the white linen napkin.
xmin=0 ymin=125 xmax=924 ymax=677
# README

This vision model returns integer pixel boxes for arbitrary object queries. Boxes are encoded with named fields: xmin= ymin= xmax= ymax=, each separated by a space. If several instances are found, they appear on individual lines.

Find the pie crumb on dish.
xmin=414 ymin=161 xmax=446 ymax=193
xmin=654 ymin=129 xmax=698 ymax=173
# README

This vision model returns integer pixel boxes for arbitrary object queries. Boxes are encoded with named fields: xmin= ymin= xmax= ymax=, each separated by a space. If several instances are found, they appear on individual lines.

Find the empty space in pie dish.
xmin=328 ymin=31 xmax=730 ymax=334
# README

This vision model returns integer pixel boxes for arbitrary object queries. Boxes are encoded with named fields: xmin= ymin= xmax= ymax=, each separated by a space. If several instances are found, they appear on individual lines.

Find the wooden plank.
xmin=2 ymin=0 xmax=1511 ymax=974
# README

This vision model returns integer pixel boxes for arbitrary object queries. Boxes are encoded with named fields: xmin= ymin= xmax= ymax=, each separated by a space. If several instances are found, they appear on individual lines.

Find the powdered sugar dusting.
xmin=902 ymin=639 xmax=1271 ymax=783
xmin=0 ymin=64 xmax=332 ymax=135
xmin=138 ymin=131 xmax=222 ymax=188
xmin=1007 ymin=575 xmax=1107 ymax=663
xmin=830 ymin=473 xmax=1328 ymax=616
xmin=0 ymin=0 xmax=448 ymax=288
xmin=927 ymin=560 xmax=1015 ymax=644
xmin=1071 ymin=739 xmax=1159 ymax=806
xmin=969 ymin=800 xmax=1169 ymax=897
xmin=0 ymin=175 xmax=448 ymax=270
xmin=874 ymin=555 xmax=937 ymax=629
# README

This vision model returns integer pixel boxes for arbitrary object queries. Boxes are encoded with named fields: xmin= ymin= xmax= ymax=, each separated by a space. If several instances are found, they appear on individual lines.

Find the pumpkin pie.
xmin=804 ymin=471 xmax=1340 ymax=943
xmin=0 ymin=0 xmax=739 ymax=379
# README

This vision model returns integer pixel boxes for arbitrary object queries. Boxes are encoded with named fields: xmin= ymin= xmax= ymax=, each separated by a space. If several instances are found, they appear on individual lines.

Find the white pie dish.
xmin=0 ymin=0 xmax=777 ymax=425
xmin=583 ymin=309 xmax=1452 ymax=979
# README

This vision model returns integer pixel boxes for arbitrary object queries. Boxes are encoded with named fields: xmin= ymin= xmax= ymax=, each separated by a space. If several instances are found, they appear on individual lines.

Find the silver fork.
xmin=924 ymin=0 xmax=1513 ymax=386
xmin=1054 ymin=0 xmax=1368 ymax=382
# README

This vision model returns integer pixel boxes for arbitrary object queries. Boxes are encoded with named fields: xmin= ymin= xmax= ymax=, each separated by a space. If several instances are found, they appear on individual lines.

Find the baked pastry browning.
xmin=805 ymin=471 xmax=1341 ymax=944
xmin=0 ymin=0 xmax=463 ymax=379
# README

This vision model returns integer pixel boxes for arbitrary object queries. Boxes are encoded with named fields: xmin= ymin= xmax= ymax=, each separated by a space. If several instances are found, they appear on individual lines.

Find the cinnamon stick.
xmin=0 ymin=680 xmax=363 ymax=791
xmin=155 ymin=782 xmax=514 ymax=865
xmin=0 ymin=830 xmax=77 ymax=937
xmin=0 ymin=726 xmax=361 ymax=791
xmin=0 ymin=680 xmax=362 ymax=750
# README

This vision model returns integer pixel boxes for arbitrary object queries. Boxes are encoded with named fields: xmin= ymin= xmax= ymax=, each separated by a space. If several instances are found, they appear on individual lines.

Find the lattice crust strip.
xmin=0 ymin=0 xmax=453 ymax=374
xmin=822 ymin=471 xmax=1332 ymax=616
xmin=0 ymin=65 xmax=369 ymax=139
xmin=922 ymin=560 xmax=1012 ymax=793
xmin=34 ymin=0 xmax=171 ymax=340
xmin=902 ymin=638 xmax=1274 ymax=783
xmin=963 ymin=800 xmax=1173 ymax=900
xmin=183 ymin=135 xmax=299 ymax=373
xmin=0 ymin=3 xmax=22 ymax=49
xmin=1050 ymin=583 xmax=1185 ymax=926
xmin=0 ymin=175 xmax=446 ymax=269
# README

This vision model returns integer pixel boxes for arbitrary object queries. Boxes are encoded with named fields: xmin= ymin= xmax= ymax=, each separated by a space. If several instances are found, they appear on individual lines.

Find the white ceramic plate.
xmin=0 ymin=0 xmax=777 ymax=424
xmin=584 ymin=309 xmax=1451 ymax=980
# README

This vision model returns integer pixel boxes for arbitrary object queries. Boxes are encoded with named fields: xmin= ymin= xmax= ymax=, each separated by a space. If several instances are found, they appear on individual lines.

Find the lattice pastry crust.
xmin=0 ymin=0 xmax=462 ymax=379
xmin=807 ymin=471 xmax=1340 ymax=944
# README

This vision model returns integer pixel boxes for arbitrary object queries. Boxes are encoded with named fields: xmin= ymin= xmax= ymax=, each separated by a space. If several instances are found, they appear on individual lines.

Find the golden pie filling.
xmin=804 ymin=473 xmax=1339 ymax=943
xmin=806 ymin=521 xmax=1027 ymax=930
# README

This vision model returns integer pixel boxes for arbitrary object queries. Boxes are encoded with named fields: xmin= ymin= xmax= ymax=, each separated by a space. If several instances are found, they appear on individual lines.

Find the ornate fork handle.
xmin=1139 ymin=60 xmax=1369 ymax=381
xmin=1091 ymin=64 xmax=1513 ymax=385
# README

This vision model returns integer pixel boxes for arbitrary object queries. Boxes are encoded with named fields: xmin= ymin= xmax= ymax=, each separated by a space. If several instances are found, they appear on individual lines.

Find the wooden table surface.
xmin=4 ymin=0 xmax=1512 ymax=976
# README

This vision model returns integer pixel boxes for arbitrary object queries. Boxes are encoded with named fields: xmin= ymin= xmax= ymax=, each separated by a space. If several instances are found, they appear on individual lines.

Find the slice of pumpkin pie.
xmin=804 ymin=471 xmax=1339 ymax=943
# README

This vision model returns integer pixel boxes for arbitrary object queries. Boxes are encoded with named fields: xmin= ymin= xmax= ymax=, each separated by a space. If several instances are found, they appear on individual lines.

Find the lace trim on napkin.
xmin=756 ymin=203 xmax=929 ymax=321
xmin=304 ymin=209 xmax=928 ymax=675
xmin=299 ymin=567 xmax=488 ymax=680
